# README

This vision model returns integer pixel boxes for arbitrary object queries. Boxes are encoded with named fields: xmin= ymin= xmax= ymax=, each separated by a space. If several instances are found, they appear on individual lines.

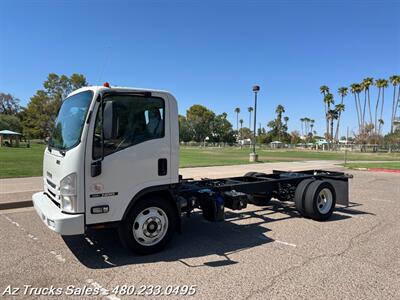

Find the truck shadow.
xmin=63 ymin=212 xmax=273 ymax=269
xmin=62 ymin=200 xmax=371 ymax=269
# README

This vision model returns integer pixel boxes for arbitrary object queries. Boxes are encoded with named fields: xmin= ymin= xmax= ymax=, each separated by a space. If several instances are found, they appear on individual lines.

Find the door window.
xmin=93 ymin=94 xmax=165 ymax=159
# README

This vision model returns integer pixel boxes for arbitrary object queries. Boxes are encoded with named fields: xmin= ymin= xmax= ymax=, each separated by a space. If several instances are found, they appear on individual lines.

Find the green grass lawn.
xmin=0 ymin=144 xmax=45 ymax=179
xmin=180 ymin=147 xmax=400 ymax=167
xmin=343 ymin=162 xmax=400 ymax=170
xmin=1 ymin=144 xmax=399 ymax=179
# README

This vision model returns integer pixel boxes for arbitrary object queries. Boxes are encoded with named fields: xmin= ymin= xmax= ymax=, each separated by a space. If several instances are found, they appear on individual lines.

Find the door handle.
xmin=158 ymin=158 xmax=167 ymax=176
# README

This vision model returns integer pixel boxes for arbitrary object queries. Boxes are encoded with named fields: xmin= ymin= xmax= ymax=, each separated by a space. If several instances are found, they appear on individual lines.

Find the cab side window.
xmin=93 ymin=95 xmax=165 ymax=159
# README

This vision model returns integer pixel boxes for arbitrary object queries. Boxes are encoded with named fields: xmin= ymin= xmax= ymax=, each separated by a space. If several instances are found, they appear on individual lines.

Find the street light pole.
xmin=250 ymin=85 xmax=260 ymax=162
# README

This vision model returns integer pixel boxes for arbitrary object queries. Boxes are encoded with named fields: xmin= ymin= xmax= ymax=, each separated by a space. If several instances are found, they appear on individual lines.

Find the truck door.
xmin=84 ymin=92 xmax=171 ymax=225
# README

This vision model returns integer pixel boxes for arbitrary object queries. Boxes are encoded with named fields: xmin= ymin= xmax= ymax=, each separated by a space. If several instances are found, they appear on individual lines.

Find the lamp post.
xmin=250 ymin=85 xmax=260 ymax=162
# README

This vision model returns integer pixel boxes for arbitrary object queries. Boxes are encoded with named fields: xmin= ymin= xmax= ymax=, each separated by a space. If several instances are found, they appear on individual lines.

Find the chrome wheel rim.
xmin=316 ymin=188 xmax=333 ymax=214
xmin=132 ymin=207 xmax=168 ymax=246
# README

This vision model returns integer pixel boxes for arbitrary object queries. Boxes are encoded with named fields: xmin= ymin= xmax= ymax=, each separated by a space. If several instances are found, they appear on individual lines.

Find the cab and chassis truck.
xmin=33 ymin=85 xmax=352 ymax=254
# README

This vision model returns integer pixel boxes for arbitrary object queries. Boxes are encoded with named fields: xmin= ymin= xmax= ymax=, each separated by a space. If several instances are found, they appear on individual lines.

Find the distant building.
xmin=315 ymin=138 xmax=328 ymax=150
xmin=238 ymin=138 xmax=252 ymax=145
xmin=315 ymin=138 xmax=328 ymax=146
xmin=339 ymin=139 xmax=352 ymax=144
xmin=270 ymin=141 xmax=283 ymax=149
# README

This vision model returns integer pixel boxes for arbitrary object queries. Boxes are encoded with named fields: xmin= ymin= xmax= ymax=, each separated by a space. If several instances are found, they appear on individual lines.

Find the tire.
xmin=294 ymin=179 xmax=315 ymax=217
xmin=245 ymin=172 xmax=272 ymax=206
xmin=304 ymin=180 xmax=336 ymax=221
xmin=244 ymin=172 xmax=257 ymax=177
xmin=118 ymin=196 xmax=177 ymax=255
xmin=244 ymin=172 xmax=267 ymax=178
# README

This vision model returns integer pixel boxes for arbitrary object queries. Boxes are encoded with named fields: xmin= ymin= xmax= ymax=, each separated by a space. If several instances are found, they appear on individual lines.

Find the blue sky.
xmin=1 ymin=0 xmax=399 ymax=136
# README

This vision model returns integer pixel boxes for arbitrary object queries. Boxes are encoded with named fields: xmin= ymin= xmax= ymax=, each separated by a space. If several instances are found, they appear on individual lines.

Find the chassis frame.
xmin=176 ymin=169 xmax=352 ymax=214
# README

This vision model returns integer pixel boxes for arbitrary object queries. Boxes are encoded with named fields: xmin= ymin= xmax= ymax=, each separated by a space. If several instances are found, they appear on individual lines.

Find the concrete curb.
xmin=0 ymin=200 xmax=33 ymax=210
xmin=350 ymin=167 xmax=400 ymax=173
xmin=368 ymin=168 xmax=400 ymax=173
xmin=0 ymin=189 xmax=40 ymax=210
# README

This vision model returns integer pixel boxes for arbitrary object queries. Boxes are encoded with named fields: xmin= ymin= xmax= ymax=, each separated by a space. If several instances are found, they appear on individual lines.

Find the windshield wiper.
xmin=47 ymin=138 xmax=66 ymax=156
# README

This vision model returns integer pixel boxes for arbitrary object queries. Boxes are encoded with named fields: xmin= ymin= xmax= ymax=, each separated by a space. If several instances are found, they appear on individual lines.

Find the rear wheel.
xmin=304 ymin=180 xmax=336 ymax=221
xmin=294 ymin=178 xmax=315 ymax=217
xmin=118 ymin=196 xmax=177 ymax=255
xmin=245 ymin=172 xmax=269 ymax=178
xmin=244 ymin=172 xmax=257 ymax=177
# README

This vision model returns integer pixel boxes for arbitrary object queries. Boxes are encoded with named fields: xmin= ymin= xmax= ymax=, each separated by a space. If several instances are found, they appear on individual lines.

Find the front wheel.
xmin=118 ymin=196 xmax=177 ymax=255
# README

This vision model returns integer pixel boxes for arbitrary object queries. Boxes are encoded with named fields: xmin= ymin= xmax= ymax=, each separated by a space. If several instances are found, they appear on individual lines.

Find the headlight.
xmin=60 ymin=173 xmax=77 ymax=213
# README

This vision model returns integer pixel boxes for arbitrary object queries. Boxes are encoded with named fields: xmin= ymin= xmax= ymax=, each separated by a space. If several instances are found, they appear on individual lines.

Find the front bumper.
xmin=32 ymin=192 xmax=84 ymax=235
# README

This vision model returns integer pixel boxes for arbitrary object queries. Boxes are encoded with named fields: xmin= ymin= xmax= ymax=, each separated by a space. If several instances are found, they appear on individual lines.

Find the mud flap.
xmin=324 ymin=178 xmax=349 ymax=206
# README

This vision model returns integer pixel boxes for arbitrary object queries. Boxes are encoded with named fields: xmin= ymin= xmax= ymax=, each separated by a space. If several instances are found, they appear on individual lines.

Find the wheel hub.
xmin=143 ymin=218 xmax=162 ymax=237
xmin=132 ymin=207 xmax=168 ymax=246
xmin=317 ymin=188 xmax=333 ymax=214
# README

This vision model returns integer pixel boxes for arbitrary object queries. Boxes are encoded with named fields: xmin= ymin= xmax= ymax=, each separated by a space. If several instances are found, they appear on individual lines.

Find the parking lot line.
xmin=275 ymin=240 xmax=297 ymax=247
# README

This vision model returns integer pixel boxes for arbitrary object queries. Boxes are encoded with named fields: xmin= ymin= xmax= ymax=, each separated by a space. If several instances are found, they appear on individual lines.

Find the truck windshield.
xmin=49 ymin=91 xmax=93 ymax=151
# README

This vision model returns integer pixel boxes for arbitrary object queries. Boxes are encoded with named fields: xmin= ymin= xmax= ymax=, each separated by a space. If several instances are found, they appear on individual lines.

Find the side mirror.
xmin=103 ymin=101 xmax=116 ymax=140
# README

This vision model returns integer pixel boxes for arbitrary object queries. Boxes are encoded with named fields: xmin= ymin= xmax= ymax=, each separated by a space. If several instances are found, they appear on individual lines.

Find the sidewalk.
xmin=0 ymin=177 xmax=43 ymax=209
xmin=0 ymin=160 xmax=343 ymax=210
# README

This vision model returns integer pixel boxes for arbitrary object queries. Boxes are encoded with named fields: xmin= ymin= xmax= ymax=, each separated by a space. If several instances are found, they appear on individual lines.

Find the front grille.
xmin=45 ymin=192 xmax=60 ymax=208
xmin=47 ymin=188 xmax=56 ymax=198
xmin=46 ymin=179 xmax=56 ymax=189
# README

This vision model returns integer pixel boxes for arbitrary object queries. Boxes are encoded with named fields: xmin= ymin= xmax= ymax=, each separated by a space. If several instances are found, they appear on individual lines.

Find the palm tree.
xmin=350 ymin=83 xmax=362 ymax=130
xmin=300 ymin=118 xmax=305 ymax=136
xmin=356 ymin=84 xmax=363 ymax=128
xmin=328 ymin=109 xmax=338 ymax=143
xmin=378 ymin=119 xmax=384 ymax=135
xmin=320 ymin=85 xmax=330 ymax=96
xmin=247 ymin=106 xmax=253 ymax=130
xmin=239 ymin=119 xmax=243 ymax=140
xmin=358 ymin=83 xmax=366 ymax=127
xmin=310 ymin=119 xmax=315 ymax=136
xmin=284 ymin=116 xmax=289 ymax=126
xmin=234 ymin=107 xmax=240 ymax=137
xmin=305 ymin=117 xmax=312 ymax=140
xmin=323 ymin=93 xmax=334 ymax=139
xmin=362 ymin=78 xmax=374 ymax=126
xmin=275 ymin=105 xmax=285 ymax=120
xmin=284 ymin=116 xmax=289 ymax=140
xmin=334 ymin=103 xmax=345 ymax=142
xmin=376 ymin=79 xmax=389 ymax=134
xmin=396 ymin=76 xmax=400 ymax=123
xmin=275 ymin=105 xmax=285 ymax=141
xmin=390 ymin=75 xmax=400 ymax=133
xmin=335 ymin=87 xmax=348 ymax=141
xmin=320 ymin=85 xmax=330 ymax=137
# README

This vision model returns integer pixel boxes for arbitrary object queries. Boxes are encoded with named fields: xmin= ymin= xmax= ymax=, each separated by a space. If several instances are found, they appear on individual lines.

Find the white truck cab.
xmin=33 ymin=85 xmax=180 ymax=253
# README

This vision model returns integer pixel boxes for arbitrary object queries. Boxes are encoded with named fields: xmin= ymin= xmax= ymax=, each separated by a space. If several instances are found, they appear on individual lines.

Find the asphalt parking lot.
xmin=0 ymin=166 xmax=399 ymax=299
